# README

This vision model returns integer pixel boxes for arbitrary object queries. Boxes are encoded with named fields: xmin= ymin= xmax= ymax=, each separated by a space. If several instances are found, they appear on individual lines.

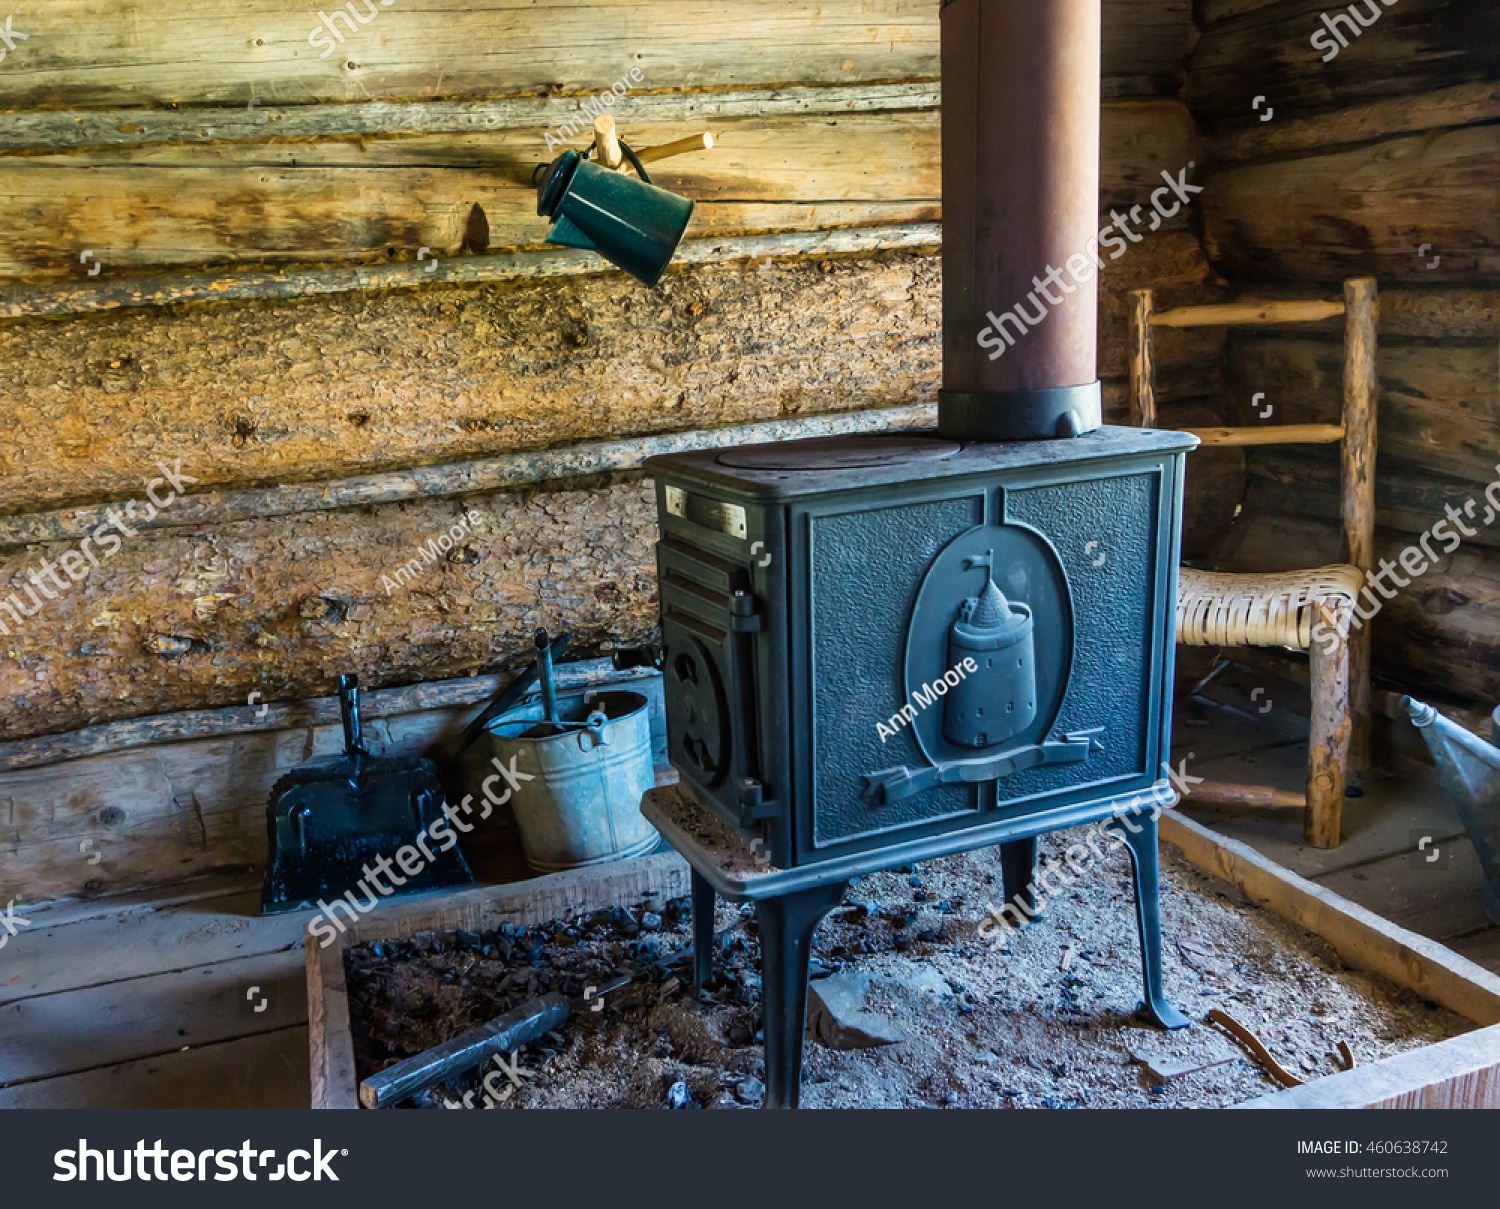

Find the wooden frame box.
xmin=306 ymin=819 xmax=1500 ymax=1109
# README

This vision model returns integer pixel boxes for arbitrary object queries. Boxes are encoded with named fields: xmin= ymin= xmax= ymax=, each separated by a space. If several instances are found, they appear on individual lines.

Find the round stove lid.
xmin=715 ymin=434 xmax=961 ymax=471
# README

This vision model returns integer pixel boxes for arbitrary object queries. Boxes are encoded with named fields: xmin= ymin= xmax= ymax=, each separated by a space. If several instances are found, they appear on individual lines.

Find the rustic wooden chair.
xmin=1128 ymin=278 xmax=1377 ymax=849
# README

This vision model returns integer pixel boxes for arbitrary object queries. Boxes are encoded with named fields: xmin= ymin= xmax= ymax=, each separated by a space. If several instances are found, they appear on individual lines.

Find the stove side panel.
xmin=800 ymin=493 xmax=985 ymax=853
xmin=998 ymin=467 xmax=1161 ymax=802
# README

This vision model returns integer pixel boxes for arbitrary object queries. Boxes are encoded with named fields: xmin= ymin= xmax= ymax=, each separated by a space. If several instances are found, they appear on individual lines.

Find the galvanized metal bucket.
xmin=486 ymin=689 xmax=658 ymax=874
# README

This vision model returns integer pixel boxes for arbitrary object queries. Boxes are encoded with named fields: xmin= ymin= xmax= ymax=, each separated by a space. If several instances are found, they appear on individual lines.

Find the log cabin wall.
xmin=0 ymin=1 xmax=1224 ymax=901
xmin=1187 ymin=0 xmax=1500 ymax=705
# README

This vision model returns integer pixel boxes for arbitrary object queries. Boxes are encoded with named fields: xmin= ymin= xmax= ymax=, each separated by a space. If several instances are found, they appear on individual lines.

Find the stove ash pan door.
xmin=656 ymin=539 xmax=777 ymax=834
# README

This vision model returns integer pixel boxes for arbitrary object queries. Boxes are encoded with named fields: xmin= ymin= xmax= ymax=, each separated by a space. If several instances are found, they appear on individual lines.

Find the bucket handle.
xmin=578 ymin=709 xmax=612 ymax=751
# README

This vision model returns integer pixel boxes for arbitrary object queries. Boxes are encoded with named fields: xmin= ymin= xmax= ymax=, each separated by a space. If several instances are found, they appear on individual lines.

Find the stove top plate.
xmin=716 ymin=434 xmax=961 ymax=471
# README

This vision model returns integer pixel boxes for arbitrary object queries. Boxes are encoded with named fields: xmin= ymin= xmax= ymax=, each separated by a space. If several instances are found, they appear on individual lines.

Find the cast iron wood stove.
xmin=640 ymin=0 xmax=1196 ymax=1108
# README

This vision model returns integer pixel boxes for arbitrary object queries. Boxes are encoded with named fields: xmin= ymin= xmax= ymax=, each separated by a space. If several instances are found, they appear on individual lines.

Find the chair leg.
xmin=1306 ymin=602 xmax=1352 ymax=848
xmin=1350 ymin=621 xmax=1373 ymax=776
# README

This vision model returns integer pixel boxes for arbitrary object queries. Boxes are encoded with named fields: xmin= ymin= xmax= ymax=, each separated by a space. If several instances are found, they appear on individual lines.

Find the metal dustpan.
xmin=261 ymin=674 xmax=473 ymax=915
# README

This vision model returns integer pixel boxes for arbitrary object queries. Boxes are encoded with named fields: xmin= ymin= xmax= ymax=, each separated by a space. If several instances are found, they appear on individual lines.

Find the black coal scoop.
xmin=261 ymin=674 xmax=474 ymax=915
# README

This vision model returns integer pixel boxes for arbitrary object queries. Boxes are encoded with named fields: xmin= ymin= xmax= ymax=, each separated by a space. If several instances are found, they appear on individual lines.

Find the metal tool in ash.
xmin=640 ymin=0 xmax=1195 ymax=1109
xmin=261 ymin=674 xmax=473 ymax=915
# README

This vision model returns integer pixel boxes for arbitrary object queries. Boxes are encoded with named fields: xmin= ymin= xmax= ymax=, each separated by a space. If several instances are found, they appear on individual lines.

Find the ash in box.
xmin=346 ymin=838 xmax=1471 ymax=1109
xmin=345 ymin=897 xmax=736 ymax=1108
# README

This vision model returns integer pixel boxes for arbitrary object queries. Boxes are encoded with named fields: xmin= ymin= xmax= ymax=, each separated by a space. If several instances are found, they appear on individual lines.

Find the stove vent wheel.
xmin=663 ymin=632 xmax=732 ymax=786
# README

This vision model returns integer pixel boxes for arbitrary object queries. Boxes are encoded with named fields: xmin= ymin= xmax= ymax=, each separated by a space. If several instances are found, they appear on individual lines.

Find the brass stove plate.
xmin=665 ymin=485 xmax=748 ymax=539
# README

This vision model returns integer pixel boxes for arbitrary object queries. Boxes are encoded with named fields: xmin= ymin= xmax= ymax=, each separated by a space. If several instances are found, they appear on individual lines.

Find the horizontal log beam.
xmin=1 ymin=82 xmax=938 ymax=153
xmin=1202 ymin=124 xmax=1500 ymax=282
xmin=0 ymin=656 xmax=641 ymax=773
xmin=0 ymin=404 xmax=937 ymax=546
xmin=1187 ymin=0 xmax=1499 ymax=132
xmin=0 ymin=101 xmax=1196 ymax=279
xmin=1213 ymin=81 xmax=1500 ymax=163
xmin=1245 ymin=447 xmax=1500 ymax=552
xmin=0 ymin=223 xmax=940 ymax=321
xmin=0 ymin=232 xmax=1223 ymax=516
xmin=1186 ymin=424 xmax=1344 ymax=447
xmin=1227 ymin=335 xmax=1499 ymax=485
xmin=0 ymin=479 xmax=666 ymax=740
xmin=0 ymin=0 xmax=1192 ymax=110
xmin=1152 ymin=300 xmax=1344 ymax=327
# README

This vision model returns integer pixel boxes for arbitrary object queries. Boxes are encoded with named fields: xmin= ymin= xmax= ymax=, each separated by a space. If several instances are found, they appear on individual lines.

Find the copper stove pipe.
xmin=938 ymin=0 xmax=1103 ymax=441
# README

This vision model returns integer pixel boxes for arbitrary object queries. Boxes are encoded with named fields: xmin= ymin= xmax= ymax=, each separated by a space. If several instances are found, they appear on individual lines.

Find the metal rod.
xmin=338 ymin=674 xmax=367 ymax=756
xmin=359 ymin=992 xmax=570 ymax=1109
xmin=536 ymin=630 xmax=559 ymax=725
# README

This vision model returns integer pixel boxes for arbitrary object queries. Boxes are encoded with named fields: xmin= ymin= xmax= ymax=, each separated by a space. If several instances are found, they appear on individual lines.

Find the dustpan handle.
xmin=339 ymin=674 xmax=369 ymax=756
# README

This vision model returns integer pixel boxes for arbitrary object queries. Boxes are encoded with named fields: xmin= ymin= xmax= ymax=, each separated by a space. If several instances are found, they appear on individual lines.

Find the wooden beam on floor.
xmin=1236 ymin=1021 xmax=1500 ymax=1109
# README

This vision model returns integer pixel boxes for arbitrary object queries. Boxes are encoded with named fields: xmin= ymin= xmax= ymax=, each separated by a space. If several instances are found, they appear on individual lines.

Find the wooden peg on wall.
xmin=636 ymin=132 xmax=717 ymax=165
xmin=592 ymin=114 xmax=624 ymax=171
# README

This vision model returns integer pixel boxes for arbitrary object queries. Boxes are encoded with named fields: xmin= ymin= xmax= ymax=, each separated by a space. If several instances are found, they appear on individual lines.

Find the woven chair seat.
xmin=1176 ymin=565 xmax=1364 ymax=651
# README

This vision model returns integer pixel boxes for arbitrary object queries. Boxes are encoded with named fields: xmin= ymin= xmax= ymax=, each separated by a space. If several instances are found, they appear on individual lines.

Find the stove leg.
xmin=999 ymin=837 xmax=1042 ymax=918
xmin=690 ymin=869 xmax=716 ymax=994
xmin=1116 ymin=812 xmax=1191 ymax=1030
xmin=756 ymin=880 xmax=848 ymax=1109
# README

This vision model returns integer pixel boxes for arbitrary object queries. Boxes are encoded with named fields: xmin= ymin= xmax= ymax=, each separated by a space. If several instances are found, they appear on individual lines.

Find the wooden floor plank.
xmin=1447 ymin=926 xmax=1500 ymax=974
xmin=1315 ymin=839 xmax=1497 ymax=948
xmin=0 ymin=1027 xmax=308 ymax=1109
xmin=0 ymin=888 xmax=311 ymax=1005
xmin=1161 ymin=810 xmax=1500 ymax=1026
xmin=0 ymin=948 xmax=306 ymax=1085
xmin=13 ymin=873 xmax=261 ymax=931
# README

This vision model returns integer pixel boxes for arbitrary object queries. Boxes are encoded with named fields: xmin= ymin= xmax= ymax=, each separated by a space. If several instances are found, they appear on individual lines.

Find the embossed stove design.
xmin=641 ymin=428 xmax=1198 ymax=1108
